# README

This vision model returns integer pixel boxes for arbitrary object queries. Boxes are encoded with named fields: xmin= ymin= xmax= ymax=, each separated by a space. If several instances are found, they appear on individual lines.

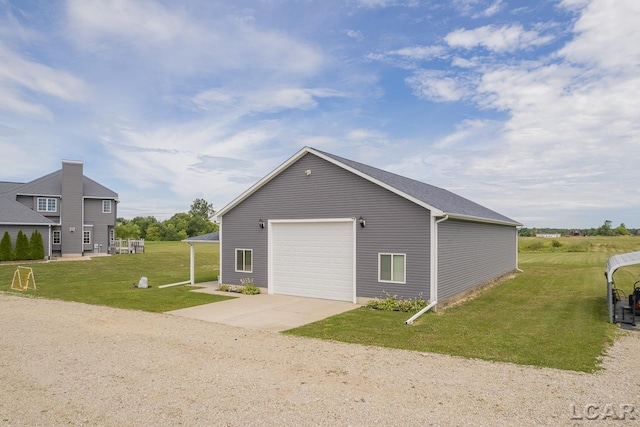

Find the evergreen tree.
xmin=0 ymin=231 xmax=13 ymax=262
xmin=14 ymin=230 xmax=30 ymax=261
xmin=29 ymin=230 xmax=45 ymax=260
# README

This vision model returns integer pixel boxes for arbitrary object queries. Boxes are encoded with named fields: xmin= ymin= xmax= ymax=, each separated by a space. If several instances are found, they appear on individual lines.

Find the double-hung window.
xmin=378 ymin=253 xmax=406 ymax=284
xmin=235 ymin=249 xmax=253 ymax=273
xmin=37 ymin=197 xmax=57 ymax=212
xmin=102 ymin=200 xmax=112 ymax=214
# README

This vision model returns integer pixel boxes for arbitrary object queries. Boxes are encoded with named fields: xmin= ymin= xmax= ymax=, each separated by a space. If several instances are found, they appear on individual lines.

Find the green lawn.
xmin=3 ymin=236 xmax=639 ymax=372
xmin=0 ymin=241 xmax=233 ymax=312
xmin=285 ymin=236 xmax=640 ymax=372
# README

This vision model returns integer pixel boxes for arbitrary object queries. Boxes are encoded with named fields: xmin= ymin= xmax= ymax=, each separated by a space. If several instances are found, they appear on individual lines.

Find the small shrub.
xmin=551 ymin=239 xmax=562 ymax=250
xmin=217 ymin=284 xmax=230 ymax=292
xmin=240 ymin=278 xmax=260 ymax=295
xmin=365 ymin=293 xmax=427 ymax=312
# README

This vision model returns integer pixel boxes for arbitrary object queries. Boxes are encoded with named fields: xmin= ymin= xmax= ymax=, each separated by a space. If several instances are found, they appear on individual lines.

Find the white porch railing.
xmin=113 ymin=238 xmax=145 ymax=254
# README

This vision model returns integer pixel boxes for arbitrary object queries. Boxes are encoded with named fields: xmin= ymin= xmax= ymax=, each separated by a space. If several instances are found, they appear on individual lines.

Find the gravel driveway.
xmin=1 ymin=294 xmax=638 ymax=426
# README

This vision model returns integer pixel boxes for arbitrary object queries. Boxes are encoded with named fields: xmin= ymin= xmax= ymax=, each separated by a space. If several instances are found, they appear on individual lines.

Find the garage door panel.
xmin=271 ymin=221 xmax=354 ymax=302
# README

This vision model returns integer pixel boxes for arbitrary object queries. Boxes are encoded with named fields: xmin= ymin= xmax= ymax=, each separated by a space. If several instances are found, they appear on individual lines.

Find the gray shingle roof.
xmin=0 ymin=182 xmax=24 ymax=195
xmin=0 ymin=196 xmax=55 ymax=225
xmin=182 ymin=232 xmax=220 ymax=243
xmin=316 ymin=148 xmax=520 ymax=225
xmin=2 ymin=170 xmax=118 ymax=199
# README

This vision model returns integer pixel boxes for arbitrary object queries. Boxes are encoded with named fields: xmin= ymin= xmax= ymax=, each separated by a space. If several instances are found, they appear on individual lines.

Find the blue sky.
xmin=1 ymin=0 xmax=638 ymax=229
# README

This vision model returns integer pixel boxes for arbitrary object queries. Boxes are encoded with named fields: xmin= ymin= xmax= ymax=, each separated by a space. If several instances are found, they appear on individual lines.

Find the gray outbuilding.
xmin=215 ymin=147 xmax=521 ymax=307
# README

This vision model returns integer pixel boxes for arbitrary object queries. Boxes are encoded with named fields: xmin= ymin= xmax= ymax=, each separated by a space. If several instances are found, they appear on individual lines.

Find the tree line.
xmin=116 ymin=198 xmax=218 ymax=241
xmin=519 ymin=220 xmax=637 ymax=237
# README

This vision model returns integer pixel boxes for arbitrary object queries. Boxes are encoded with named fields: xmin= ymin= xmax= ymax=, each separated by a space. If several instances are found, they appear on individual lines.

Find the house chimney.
xmin=61 ymin=160 xmax=84 ymax=257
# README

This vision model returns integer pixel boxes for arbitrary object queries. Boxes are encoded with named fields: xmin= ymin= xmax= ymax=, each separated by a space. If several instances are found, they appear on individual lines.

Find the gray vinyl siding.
xmin=437 ymin=219 xmax=517 ymax=299
xmin=61 ymin=162 xmax=84 ymax=256
xmin=220 ymin=153 xmax=432 ymax=300
xmin=83 ymin=198 xmax=117 ymax=253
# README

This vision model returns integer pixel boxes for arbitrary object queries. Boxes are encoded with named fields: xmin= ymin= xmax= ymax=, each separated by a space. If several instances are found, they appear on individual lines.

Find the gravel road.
xmin=1 ymin=294 xmax=638 ymax=426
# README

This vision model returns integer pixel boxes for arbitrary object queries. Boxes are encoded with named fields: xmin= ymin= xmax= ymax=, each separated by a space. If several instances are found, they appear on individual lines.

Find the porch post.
xmin=190 ymin=243 xmax=195 ymax=285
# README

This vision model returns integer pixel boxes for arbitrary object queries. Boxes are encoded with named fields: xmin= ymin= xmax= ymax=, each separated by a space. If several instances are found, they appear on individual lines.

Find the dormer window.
xmin=37 ymin=197 xmax=57 ymax=212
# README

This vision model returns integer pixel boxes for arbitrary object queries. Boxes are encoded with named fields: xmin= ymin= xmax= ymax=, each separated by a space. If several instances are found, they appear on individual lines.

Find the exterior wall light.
xmin=258 ymin=219 xmax=265 ymax=229
xmin=358 ymin=216 xmax=366 ymax=228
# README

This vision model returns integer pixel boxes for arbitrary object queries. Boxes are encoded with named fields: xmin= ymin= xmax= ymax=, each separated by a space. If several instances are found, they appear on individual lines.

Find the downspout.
xmin=48 ymin=224 xmax=52 ymax=260
xmin=516 ymin=226 xmax=524 ymax=272
xmin=406 ymin=214 xmax=448 ymax=325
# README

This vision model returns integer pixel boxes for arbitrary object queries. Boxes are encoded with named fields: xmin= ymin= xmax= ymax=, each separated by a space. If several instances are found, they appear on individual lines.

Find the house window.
xmin=102 ymin=200 xmax=112 ymax=214
xmin=37 ymin=197 xmax=57 ymax=212
xmin=378 ymin=253 xmax=406 ymax=284
xmin=83 ymin=231 xmax=91 ymax=245
xmin=235 ymin=249 xmax=253 ymax=273
xmin=53 ymin=230 xmax=61 ymax=245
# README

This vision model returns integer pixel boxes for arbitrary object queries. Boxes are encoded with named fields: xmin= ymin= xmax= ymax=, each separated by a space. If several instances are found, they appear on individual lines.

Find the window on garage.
xmin=379 ymin=253 xmax=406 ymax=284
xmin=235 ymin=249 xmax=253 ymax=273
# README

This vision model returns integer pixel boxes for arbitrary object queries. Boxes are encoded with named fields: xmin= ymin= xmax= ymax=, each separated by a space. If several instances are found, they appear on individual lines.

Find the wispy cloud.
xmin=445 ymin=24 xmax=554 ymax=53
xmin=0 ymin=43 xmax=90 ymax=120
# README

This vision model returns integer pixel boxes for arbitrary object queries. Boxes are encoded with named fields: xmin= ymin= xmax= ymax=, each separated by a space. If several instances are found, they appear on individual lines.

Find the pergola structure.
xmin=182 ymin=232 xmax=220 ymax=285
xmin=605 ymin=250 xmax=640 ymax=324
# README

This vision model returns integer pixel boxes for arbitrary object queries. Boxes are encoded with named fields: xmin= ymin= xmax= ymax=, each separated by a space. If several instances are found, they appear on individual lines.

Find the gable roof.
xmin=0 ymin=196 xmax=55 ymax=225
xmin=1 ymin=170 xmax=118 ymax=199
xmin=216 ymin=147 xmax=520 ymax=226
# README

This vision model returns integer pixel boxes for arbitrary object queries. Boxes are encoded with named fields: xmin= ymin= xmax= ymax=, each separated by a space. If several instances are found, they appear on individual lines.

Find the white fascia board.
xmin=305 ymin=148 xmax=446 ymax=216
xmin=445 ymin=213 xmax=522 ymax=227
xmin=215 ymin=147 xmax=312 ymax=219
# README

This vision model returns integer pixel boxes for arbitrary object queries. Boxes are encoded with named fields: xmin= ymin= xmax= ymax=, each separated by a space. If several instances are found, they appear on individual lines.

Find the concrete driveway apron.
xmin=166 ymin=289 xmax=359 ymax=332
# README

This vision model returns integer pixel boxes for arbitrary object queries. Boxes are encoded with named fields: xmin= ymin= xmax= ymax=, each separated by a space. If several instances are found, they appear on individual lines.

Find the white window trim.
xmin=378 ymin=253 xmax=407 ymax=284
xmin=235 ymin=248 xmax=253 ymax=273
xmin=53 ymin=230 xmax=61 ymax=245
xmin=102 ymin=200 xmax=112 ymax=214
xmin=37 ymin=197 xmax=57 ymax=212
xmin=83 ymin=230 xmax=91 ymax=245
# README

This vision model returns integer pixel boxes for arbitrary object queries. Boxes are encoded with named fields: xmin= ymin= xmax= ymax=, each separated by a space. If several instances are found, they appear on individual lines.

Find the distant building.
xmin=0 ymin=160 xmax=118 ymax=259
xmin=536 ymin=233 xmax=561 ymax=238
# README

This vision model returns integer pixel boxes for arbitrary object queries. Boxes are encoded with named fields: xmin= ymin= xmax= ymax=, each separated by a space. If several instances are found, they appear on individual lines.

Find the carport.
xmin=605 ymin=250 xmax=640 ymax=325
xmin=183 ymin=232 xmax=219 ymax=285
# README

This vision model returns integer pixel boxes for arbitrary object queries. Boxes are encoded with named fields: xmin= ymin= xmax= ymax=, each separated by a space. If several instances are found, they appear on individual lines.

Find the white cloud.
xmin=345 ymin=30 xmax=364 ymax=42
xmin=0 ymin=43 xmax=90 ymax=119
xmin=388 ymin=45 xmax=446 ymax=60
xmin=559 ymin=0 xmax=640 ymax=71
xmin=191 ymin=87 xmax=344 ymax=114
xmin=445 ymin=24 xmax=553 ymax=53
xmin=406 ymin=70 xmax=470 ymax=102
xmin=65 ymin=0 xmax=324 ymax=77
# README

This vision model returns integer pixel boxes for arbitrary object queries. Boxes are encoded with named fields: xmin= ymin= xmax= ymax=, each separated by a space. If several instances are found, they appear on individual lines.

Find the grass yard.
xmin=0 ymin=241 xmax=233 ymax=312
xmin=285 ymin=236 xmax=640 ymax=372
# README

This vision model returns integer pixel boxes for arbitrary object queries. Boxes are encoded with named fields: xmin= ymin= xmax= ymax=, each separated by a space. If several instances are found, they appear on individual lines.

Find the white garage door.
xmin=270 ymin=220 xmax=354 ymax=302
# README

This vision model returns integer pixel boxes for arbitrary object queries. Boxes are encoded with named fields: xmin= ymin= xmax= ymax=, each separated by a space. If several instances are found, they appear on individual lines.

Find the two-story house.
xmin=0 ymin=160 xmax=118 ymax=259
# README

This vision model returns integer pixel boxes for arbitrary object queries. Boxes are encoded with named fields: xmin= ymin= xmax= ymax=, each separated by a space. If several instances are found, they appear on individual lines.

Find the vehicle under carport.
xmin=605 ymin=250 xmax=640 ymax=326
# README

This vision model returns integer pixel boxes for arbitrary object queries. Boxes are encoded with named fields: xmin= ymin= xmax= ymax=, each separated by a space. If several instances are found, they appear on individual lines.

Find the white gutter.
xmin=406 ymin=214 xmax=448 ymax=325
